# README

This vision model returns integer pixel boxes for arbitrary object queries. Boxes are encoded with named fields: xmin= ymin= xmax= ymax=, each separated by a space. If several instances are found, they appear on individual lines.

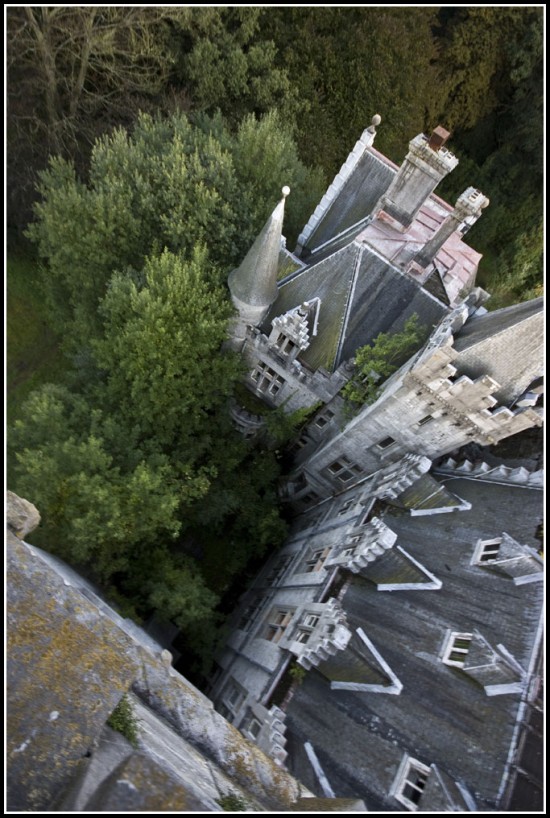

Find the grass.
xmin=6 ymin=247 xmax=66 ymax=425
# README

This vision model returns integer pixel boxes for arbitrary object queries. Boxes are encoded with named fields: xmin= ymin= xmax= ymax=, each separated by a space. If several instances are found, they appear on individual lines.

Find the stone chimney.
xmin=414 ymin=187 xmax=489 ymax=269
xmin=375 ymin=127 xmax=458 ymax=228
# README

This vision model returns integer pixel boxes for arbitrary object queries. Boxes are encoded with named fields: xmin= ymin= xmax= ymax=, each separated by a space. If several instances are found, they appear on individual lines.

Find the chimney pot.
xmin=428 ymin=126 xmax=451 ymax=151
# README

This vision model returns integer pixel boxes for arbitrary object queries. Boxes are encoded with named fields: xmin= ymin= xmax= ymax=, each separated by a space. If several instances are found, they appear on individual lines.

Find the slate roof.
xmin=302 ymin=147 xmax=397 ymax=255
xmin=267 ymin=173 xmax=487 ymax=373
xmin=266 ymin=242 xmax=448 ymax=372
xmin=453 ymin=297 xmax=544 ymax=403
xmin=283 ymin=478 xmax=543 ymax=810
xmin=318 ymin=629 xmax=393 ymax=688
xmin=387 ymin=472 xmax=469 ymax=513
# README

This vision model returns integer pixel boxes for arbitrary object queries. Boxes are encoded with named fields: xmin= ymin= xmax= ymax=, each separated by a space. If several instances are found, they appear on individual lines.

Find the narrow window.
xmin=417 ymin=415 xmax=433 ymax=426
xmin=250 ymin=363 xmax=285 ymax=395
xmin=293 ymin=612 xmax=321 ymax=644
xmin=326 ymin=457 xmax=363 ymax=483
xmin=302 ymin=548 xmax=329 ymax=573
xmin=243 ymin=715 xmax=262 ymax=741
xmin=218 ymin=678 xmax=246 ymax=722
xmin=263 ymin=609 xmax=293 ymax=643
xmin=394 ymin=757 xmax=431 ymax=811
xmin=376 ymin=436 xmax=396 ymax=450
xmin=301 ymin=491 xmax=320 ymax=506
xmin=274 ymin=333 xmax=298 ymax=355
xmin=314 ymin=409 xmax=335 ymax=429
xmin=474 ymin=537 xmax=502 ymax=564
xmin=442 ymin=632 xmax=472 ymax=667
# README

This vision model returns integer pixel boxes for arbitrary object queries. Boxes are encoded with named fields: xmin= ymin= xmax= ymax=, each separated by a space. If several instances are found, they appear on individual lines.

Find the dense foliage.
xmin=11 ymin=113 xmax=321 ymax=658
xmin=342 ymin=316 xmax=427 ymax=410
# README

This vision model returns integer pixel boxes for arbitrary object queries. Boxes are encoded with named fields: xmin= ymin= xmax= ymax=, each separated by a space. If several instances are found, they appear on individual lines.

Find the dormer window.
xmin=218 ymin=678 xmax=246 ymax=722
xmin=294 ymin=613 xmax=320 ymax=644
xmin=393 ymin=756 xmax=431 ymax=811
xmin=473 ymin=537 xmax=502 ymax=564
xmin=274 ymin=332 xmax=298 ymax=356
xmin=241 ymin=711 xmax=263 ymax=741
xmin=441 ymin=631 xmax=472 ymax=667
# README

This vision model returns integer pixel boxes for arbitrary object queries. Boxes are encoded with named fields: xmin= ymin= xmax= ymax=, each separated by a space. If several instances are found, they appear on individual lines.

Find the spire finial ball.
xmin=371 ymin=114 xmax=382 ymax=127
xmin=282 ymin=186 xmax=291 ymax=198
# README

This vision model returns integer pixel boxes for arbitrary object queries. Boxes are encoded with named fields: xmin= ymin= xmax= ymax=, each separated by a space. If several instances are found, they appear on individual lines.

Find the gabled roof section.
xmin=388 ymin=473 xmax=471 ymax=515
xmin=263 ymin=242 xmax=363 ymax=371
xmin=358 ymin=545 xmax=442 ymax=590
xmin=422 ymin=765 xmax=477 ymax=812
xmin=228 ymin=189 xmax=289 ymax=309
xmin=336 ymin=249 xmax=448 ymax=367
xmin=453 ymin=297 xmax=544 ymax=404
xmin=318 ymin=627 xmax=403 ymax=694
xmin=265 ymin=242 xmax=448 ymax=372
xmin=423 ymin=265 xmax=451 ymax=305
xmin=300 ymin=146 xmax=397 ymax=256
xmin=461 ymin=631 xmax=525 ymax=696
xmin=474 ymin=532 xmax=543 ymax=586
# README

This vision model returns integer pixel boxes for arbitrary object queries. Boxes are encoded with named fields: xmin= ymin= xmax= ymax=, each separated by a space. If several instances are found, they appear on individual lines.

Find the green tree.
xmin=263 ymin=7 xmax=440 ymax=171
xmin=172 ymin=8 xmax=294 ymax=122
xmin=432 ymin=7 xmax=543 ymax=306
xmin=342 ymin=315 xmax=427 ymax=409
xmin=92 ymin=247 xmax=240 ymax=455
xmin=26 ymin=110 xmax=323 ymax=349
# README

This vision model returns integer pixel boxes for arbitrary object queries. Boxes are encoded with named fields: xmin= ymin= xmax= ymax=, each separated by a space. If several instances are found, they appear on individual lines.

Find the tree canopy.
xmin=342 ymin=315 xmax=427 ymax=410
xmin=12 ymin=111 xmax=325 ymax=645
xmin=26 ymin=110 xmax=324 ymax=349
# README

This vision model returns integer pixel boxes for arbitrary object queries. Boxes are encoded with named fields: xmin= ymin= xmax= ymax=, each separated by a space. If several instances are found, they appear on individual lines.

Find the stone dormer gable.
xmin=277 ymin=598 xmax=352 ymax=670
xmin=268 ymin=299 xmax=321 ymax=359
xmin=471 ymin=532 xmax=543 ymax=585
xmin=317 ymin=627 xmax=403 ymax=694
xmin=358 ymin=545 xmax=442 ymax=591
xmin=387 ymin=472 xmax=471 ymax=515
xmin=441 ymin=629 xmax=524 ymax=696
xmin=372 ymin=453 xmax=432 ymax=499
xmin=326 ymin=516 xmax=397 ymax=573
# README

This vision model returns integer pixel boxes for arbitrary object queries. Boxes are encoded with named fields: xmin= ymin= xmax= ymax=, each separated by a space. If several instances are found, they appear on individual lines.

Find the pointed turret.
xmin=227 ymin=187 xmax=290 ymax=350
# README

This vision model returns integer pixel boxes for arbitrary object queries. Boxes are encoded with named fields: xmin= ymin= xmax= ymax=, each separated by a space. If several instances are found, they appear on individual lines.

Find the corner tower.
xmin=227 ymin=187 xmax=290 ymax=351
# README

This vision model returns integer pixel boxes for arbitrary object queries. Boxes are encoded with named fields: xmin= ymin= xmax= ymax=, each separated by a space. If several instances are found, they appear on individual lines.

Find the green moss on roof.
xmin=318 ymin=630 xmax=390 ymax=686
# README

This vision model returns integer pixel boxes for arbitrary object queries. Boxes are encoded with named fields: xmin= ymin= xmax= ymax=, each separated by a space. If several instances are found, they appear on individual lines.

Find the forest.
xmin=7 ymin=7 xmax=543 ymax=674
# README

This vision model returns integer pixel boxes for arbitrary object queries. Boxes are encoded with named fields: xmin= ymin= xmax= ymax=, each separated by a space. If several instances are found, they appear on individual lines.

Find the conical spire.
xmin=228 ymin=187 xmax=290 ymax=314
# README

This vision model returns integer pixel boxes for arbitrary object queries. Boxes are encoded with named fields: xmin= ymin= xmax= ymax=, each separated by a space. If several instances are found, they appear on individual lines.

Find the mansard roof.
xmin=453 ymin=297 xmax=544 ymax=404
xmin=282 ymin=477 xmax=542 ymax=810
